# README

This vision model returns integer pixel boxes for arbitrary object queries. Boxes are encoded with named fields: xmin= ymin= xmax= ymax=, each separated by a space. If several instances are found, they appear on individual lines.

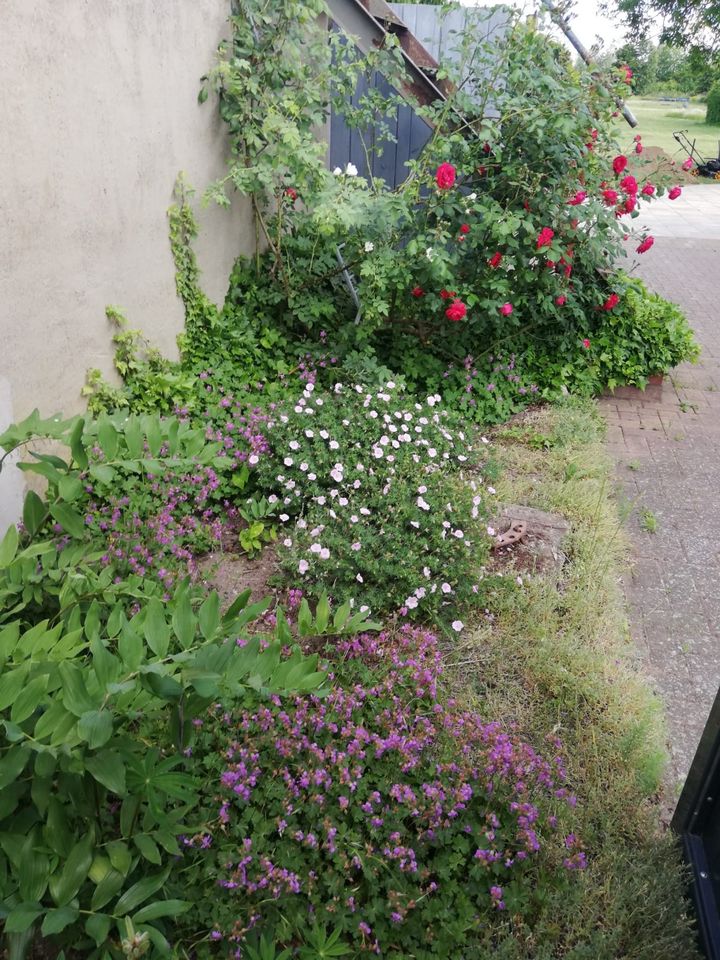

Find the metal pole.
xmin=540 ymin=0 xmax=638 ymax=128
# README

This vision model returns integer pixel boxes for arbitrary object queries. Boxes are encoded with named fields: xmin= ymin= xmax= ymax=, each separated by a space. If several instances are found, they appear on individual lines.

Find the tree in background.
xmin=612 ymin=0 xmax=720 ymax=72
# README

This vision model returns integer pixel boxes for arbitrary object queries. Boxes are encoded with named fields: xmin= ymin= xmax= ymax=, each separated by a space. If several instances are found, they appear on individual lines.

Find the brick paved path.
xmin=599 ymin=186 xmax=720 ymax=800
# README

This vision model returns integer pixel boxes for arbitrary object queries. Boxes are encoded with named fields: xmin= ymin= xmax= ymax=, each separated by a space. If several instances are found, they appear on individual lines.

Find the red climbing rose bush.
xmin=201 ymin=7 xmax=697 ymax=418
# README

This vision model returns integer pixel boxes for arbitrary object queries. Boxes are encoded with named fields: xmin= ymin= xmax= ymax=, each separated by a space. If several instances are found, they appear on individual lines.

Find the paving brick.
xmin=601 ymin=226 xmax=720 ymax=788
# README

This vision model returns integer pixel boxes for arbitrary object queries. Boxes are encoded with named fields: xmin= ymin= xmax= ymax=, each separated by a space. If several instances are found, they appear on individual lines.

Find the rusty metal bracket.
xmin=492 ymin=519 xmax=527 ymax=551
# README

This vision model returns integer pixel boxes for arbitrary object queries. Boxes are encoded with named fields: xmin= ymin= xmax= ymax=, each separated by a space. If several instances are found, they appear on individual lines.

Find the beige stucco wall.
xmin=0 ymin=0 xmax=253 ymax=527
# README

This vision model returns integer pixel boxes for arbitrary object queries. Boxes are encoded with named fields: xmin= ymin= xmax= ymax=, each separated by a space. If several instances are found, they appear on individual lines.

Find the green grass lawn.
xmin=624 ymin=97 xmax=720 ymax=162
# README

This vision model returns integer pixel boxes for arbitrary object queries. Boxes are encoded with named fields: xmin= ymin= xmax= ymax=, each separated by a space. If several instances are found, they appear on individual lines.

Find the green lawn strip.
xmin=625 ymin=97 xmax=720 ymax=163
xmin=447 ymin=398 xmax=700 ymax=958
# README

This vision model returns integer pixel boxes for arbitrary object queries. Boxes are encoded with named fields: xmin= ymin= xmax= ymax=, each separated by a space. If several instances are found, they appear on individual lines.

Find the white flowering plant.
xmin=253 ymin=382 xmax=494 ymax=620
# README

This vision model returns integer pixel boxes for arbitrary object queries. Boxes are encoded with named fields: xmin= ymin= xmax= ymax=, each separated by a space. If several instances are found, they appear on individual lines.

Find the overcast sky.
xmin=459 ymin=0 xmax=629 ymax=53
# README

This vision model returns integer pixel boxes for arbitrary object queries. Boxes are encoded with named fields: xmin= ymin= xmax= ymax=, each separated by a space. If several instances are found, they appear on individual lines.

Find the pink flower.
xmin=619 ymin=174 xmax=638 ymax=196
xmin=582 ymin=338 xmax=591 ymax=349
xmin=445 ymin=300 xmax=467 ymax=322
xmin=435 ymin=162 xmax=456 ymax=190
xmin=612 ymin=155 xmax=628 ymax=175
xmin=641 ymin=183 xmax=655 ymax=196
xmin=622 ymin=64 xmax=633 ymax=83
xmin=411 ymin=286 xmax=424 ymax=298
xmin=602 ymin=293 xmax=619 ymax=311
xmin=668 ymin=185 xmax=682 ymax=200
xmin=536 ymin=227 xmax=555 ymax=249
xmin=635 ymin=142 xmax=643 ymax=154
xmin=499 ymin=302 xmax=513 ymax=316
xmin=636 ymin=235 xmax=654 ymax=254
xmin=440 ymin=289 xmax=456 ymax=300
xmin=488 ymin=252 xmax=502 ymax=269
xmin=602 ymin=189 xmax=619 ymax=206
xmin=459 ymin=223 xmax=470 ymax=234
xmin=568 ymin=191 xmax=587 ymax=205
xmin=555 ymin=295 xmax=566 ymax=306
xmin=682 ymin=157 xmax=694 ymax=171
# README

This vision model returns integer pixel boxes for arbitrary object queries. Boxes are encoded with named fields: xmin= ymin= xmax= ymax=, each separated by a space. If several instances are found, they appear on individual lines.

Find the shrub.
xmin=189 ymin=625 xmax=585 ymax=959
xmin=253 ymin=382 xmax=493 ymax=620
xmin=707 ymin=81 xmax=720 ymax=123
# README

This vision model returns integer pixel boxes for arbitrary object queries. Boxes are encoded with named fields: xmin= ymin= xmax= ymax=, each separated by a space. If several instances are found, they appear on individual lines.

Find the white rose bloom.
xmin=333 ymin=166 xmax=342 ymax=175
xmin=364 ymin=241 xmax=374 ymax=252
xmin=345 ymin=162 xmax=358 ymax=176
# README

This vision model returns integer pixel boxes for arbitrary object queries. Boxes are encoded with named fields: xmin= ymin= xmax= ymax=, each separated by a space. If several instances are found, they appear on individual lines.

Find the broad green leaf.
xmin=91 ymin=638 xmax=120 ymax=689
xmin=85 ymin=913 xmax=111 ymax=946
xmin=49 ymin=503 xmax=86 ymax=539
xmin=11 ymin=675 xmax=49 ymax=724
xmin=34 ymin=701 xmax=74 ymax=741
xmin=49 ymin=833 xmax=93 ymax=907
xmin=90 ymin=868 xmax=125 ymax=911
xmin=19 ymin=837 xmax=50 ymax=902
xmin=89 ymin=463 xmax=115 ymax=486
xmin=43 ymin=799 xmax=72 ymax=857
xmin=106 ymin=840 xmax=132 ymax=876
xmin=171 ymin=593 xmax=196 ymax=649
xmin=69 ymin=417 xmax=88 ymax=470
xmin=0 ymin=524 xmax=19 ymax=567
xmin=22 ymin=490 xmax=46 ymax=538
xmin=0 ymin=622 xmax=20 ymax=659
xmin=58 ymin=662 xmax=97 ymax=716
xmin=0 ymin=744 xmax=30 ymax=790
xmin=142 ymin=416 xmax=163 ymax=458
xmin=223 ymin=588 xmax=251 ymax=623
xmin=78 ymin=710 xmax=113 ymax=749
xmin=333 ymin=600 xmax=352 ymax=633
xmin=124 ymin=416 xmax=144 ymax=459
xmin=106 ymin=604 xmax=125 ymax=638
xmin=118 ymin=622 xmax=143 ymax=670
xmin=97 ymin=418 xmax=119 ymax=460
xmin=0 ymin=664 xmax=29 ymax=710
xmin=198 ymin=592 xmax=220 ymax=641
xmin=41 ymin=905 xmax=78 ymax=936
xmin=133 ymin=835 xmax=161 ymax=865
xmin=133 ymin=900 xmax=191 ymax=923
xmin=315 ymin=594 xmax=330 ymax=633
xmin=85 ymin=750 xmax=126 ymax=795
xmin=4 ymin=902 xmax=43 ymax=933
xmin=143 ymin=598 xmax=170 ymax=658
xmin=113 ymin=866 xmax=171 ymax=916
xmin=58 ymin=475 xmax=83 ymax=502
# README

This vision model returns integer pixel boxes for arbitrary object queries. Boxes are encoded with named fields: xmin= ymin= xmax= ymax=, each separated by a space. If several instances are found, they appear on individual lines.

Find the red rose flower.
xmin=488 ymin=252 xmax=502 ymax=269
xmin=623 ymin=197 xmax=636 ymax=214
xmin=668 ymin=185 xmax=682 ymax=200
xmin=612 ymin=155 xmax=628 ymax=175
xmin=459 ymin=223 xmax=470 ymax=234
xmin=440 ymin=289 xmax=457 ymax=300
xmin=284 ymin=187 xmax=298 ymax=201
xmin=435 ymin=162 xmax=456 ymax=190
xmin=590 ymin=128 xmax=599 ymax=141
xmin=641 ymin=183 xmax=655 ymax=196
xmin=602 ymin=293 xmax=619 ymax=311
xmin=445 ymin=299 xmax=467 ymax=322
xmin=555 ymin=295 xmax=567 ymax=306
xmin=602 ymin=189 xmax=619 ymax=206
xmin=582 ymin=338 xmax=591 ymax=349
xmin=623 ymin=65 xmax=633 ymax=83
xmin=482 ymin=142 xmax=491 ymax=155
xmin=636 ymin=236 xmax=654 ymax=254
xmin=568 ymin=191 xmax=587 ymax=205
xmin=620 ymin=175 xmax=638 ymax=195
xmin=536 ymin=227 xmax=555 ymax=249
xmin=682 ymin=157 xmax=693 ymax=171
xmin=499 ymin=302 xmax=513 ymax=316
xmin=411 ymin=286 xmax=424 ymax=298
xmin=635 ymin=142 xmax=643 ymax=154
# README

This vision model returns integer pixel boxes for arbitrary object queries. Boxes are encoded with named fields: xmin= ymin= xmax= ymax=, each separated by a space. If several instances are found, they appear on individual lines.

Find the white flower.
xmin=453 ymin=529 xmax=464 ymax=539
xmin=299 ymin=560 xmax=309 ymax=574
xmin=441 ymin=583 xmax=453 ymax=594
xmin=364 ymin=241 xmax=375 ymax=253
xmin=451 ymin=620 xmax=464 ymax=633
xmin=428 ymin=448 xmax=437 ymax=458
xmin=487 ymin=485 xmax=496 ymax=494
xmin=248 ymin=455 xmax=259 ymax=465
xmin=425 ymin=247 xmax=434 ymax=261
xmin=356 ymin=574 xmax=364 ymax=583
xmin=289 ymin=440 xmax=300 ymax=450
xmin=330 ymin=469 xmax=343 ymax=482
xmin=423 ymin=567 xmax=431 ymax=578
xmin=310 ymin=543 xmax=322 ymax=554
xmin=317 ymin=496 xmax=326 ymax=506
xmin=329 ymin=440 xmax=339 ymax=450
xmin=283 ymin=538 xmax=292 ymax=548
xmin=345 ymin=162 xmax=358 ymax=176
xmin=351 ymin=541 xmax=361 ymax=551
xmin=360 ymin=605 xmax=369 ymax=613
xmin=415 ymin=587 xmax=426 ymax=599
xmin=319 ymin=547 xmax=330 ymax=560
xmin=320 ymin=430 xmax=329 ymax=440
xmin=279 ymin=513 xmax=289 ymax=522
xmin=418 ymin=485 xmax=427 ymax=494
xmin=284 ymin=457 xmax=294 ymax=466
xmin=305 ymin=382 xmax=315 ymax=393
xmin=350 ymin=515 xmax=359 ymax=523
xmin=339 ymin=497 xmax=349 ymax=506
xmin=405 ymin=596 xmax=419 ymax=609
xmin=468 ymin=192 xmax=477 ymax=200
xmin=417 ymin=497 xmax=430 ymax=511
xmin=297 ymin=519 xmax=307 ymax=529
xmin=300 ymin=462 xmax=308 ymax=472
xmin=305 ymin=429 xmax=314 ymax=438
xmin=487 ymin=526 xmax=496 ymax=537
xmin=333 ymin=166 xmax=342 ymax=175
xmin=308 ymin=472 xmax=317 ymax=481
xmin=360 ymin=507 xmax=371 ymax=516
